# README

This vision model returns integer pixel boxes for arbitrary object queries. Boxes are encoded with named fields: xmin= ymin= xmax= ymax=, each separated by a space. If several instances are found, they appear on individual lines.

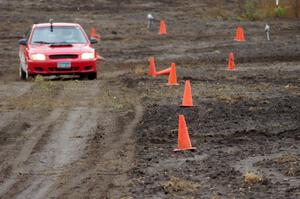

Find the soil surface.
xmin=0 ymin=0 xmax=299 ymax=198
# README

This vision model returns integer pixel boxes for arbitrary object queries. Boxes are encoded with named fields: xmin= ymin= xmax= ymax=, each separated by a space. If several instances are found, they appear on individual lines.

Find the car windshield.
xmin=30 ymin=26 xmax=88 ymax=44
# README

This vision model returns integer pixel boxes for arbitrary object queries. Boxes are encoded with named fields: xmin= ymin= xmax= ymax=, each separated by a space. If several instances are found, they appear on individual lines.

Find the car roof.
xmin=33 ymin=23 xmax=80 ymax=28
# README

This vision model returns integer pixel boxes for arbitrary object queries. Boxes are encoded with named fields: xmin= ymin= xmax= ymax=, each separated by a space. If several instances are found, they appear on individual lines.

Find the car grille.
xmin=49 ymin=54 xmax=78 ymax=59
xmin=48 ymin=66 xmax=80 ymax=71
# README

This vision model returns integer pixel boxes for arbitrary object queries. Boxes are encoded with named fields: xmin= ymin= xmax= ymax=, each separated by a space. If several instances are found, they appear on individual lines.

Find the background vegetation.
xmin=243 ymin=0 xmax=300 ymax=20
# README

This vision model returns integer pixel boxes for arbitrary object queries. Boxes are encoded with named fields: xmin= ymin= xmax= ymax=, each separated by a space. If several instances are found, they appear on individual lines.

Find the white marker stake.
xmin=265 ymin=24 xmax=271 ymax=41
xmin=147 ymin=14 xmax=154 ymax=30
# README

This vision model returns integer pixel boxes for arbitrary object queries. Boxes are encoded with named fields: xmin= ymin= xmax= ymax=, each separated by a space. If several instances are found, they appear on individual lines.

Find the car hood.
xmin=29 ymin=44 xmax=94 ymax=55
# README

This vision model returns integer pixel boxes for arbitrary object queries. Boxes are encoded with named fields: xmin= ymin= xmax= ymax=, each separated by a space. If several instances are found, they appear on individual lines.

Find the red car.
xmin=19 ymin=22 xmax=100 ymax=80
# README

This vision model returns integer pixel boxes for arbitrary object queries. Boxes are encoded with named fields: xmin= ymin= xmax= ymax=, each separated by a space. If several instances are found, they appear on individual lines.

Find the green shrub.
xmin=245 ymin=0 xmax=258 ymax=20
xmin=34 ymin=75 xmax=44 ymax=82
xmin=274 ymin=6 xmax=286 ymax=17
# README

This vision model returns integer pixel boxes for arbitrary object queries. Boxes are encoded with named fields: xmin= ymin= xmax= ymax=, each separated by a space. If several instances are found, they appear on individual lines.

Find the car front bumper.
xmin=27 ymin=59 xmax=98 ymax=75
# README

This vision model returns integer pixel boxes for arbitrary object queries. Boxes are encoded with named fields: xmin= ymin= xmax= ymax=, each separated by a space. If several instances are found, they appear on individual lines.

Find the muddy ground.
xmin=0 ymin=0 xmax=299 ymax=198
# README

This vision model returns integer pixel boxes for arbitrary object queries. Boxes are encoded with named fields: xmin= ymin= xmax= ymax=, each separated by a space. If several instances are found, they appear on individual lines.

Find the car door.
xmin=19 ymin=28 xmax=31 ymax=71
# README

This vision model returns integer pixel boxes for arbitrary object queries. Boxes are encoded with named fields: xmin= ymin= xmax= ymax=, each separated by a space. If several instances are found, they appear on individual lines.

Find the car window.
xmin=30 ymin=26 xmax=88 ymax=44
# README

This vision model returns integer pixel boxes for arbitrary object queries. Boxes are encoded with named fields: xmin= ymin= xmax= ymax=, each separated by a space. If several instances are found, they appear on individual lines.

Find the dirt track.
xmin=0 ymin=0 xmax=300 ymax=198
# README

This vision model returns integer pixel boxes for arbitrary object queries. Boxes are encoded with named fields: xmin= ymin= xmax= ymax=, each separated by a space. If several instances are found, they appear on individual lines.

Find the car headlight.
xmin=81 ymin=52 xmax=95 ymax=60
xmin=30 ymin=53 xmax=46 ymax=61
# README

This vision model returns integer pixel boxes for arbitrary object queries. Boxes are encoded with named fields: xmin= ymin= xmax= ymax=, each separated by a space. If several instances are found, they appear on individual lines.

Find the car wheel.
xmin=87 ymin=72 xmax=97 ymax=80
xmin=19 ymin=66 xmax=28 ymax=80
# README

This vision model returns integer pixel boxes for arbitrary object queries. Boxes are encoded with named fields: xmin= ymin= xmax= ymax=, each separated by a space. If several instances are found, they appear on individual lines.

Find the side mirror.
xmin=19 ymin=39 xmax=27 ymax=46
xmin=90 ymin=38 xmax=98 ymax=44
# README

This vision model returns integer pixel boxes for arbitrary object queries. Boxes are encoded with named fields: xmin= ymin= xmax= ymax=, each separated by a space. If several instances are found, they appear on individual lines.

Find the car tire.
xmin=87 ymin=72 xmax=97 ymax=80
xmin=19 ymin=66 xmax=28 ymax=80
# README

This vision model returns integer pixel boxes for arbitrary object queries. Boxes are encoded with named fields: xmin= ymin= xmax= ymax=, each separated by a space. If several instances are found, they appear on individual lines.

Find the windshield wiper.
xmin=50 ymin=42 xmax=73 ymax=46
xmin=33 ymin=41 xmax=51 ymax=44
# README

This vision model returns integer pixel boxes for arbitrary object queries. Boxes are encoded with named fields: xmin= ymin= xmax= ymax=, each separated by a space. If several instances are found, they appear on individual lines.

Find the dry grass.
xmin=3 ymin=80 xmax=96 ymax=110
xmin=276 ymin=154 xmax=299 ymax=176
xmin=182 ymin=197 xmax=195 ymax=199
xmin=276 ymin=154 xmax=298 ymax=165
xmin=218 ymin=95 xmax=244 ymax=104
xmin=5 ymin=81 xmax=69 ymax=110
xmin=211 ymin=194 xmax=223 ymax=199
xmin=285 ymin=165 xmax=297 ymax=176
xmin=133 ymin=65 xmax=147 ymax=76
xmin=163 ymin=176 xmax=200 ymax=193
xmin=244 ymin=171 xmax=262 ymax=185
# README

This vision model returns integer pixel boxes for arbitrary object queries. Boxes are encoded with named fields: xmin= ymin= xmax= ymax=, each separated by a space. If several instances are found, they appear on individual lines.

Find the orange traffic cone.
xmin=167 ymin=63 xmax=179 ymax=86
xmin=91 ymin=27 xmax=101 ymax=41
xmin=235 ymin=26 xmax=245 ymax=42
xmin=174 ymin=115 xmax=196 ymax=152
xmin=149 ymin=56 xmax=157 ymax=77
xmin=228 ymin=52 xmax=235 ymax=71
xmin=156 ymin=67 xmax=171 ymax=76
xmin=181 ymin=80 xmax=193 ymax=107
xmin=159 ymin=20 xmax=167 ymax=35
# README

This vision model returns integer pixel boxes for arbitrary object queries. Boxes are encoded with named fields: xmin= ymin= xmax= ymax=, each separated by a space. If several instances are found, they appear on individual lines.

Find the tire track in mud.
xmin=108 ymin=102 xmax=144 ymax=198
xmin=1 ymin=80 xmax=103 ymax=199
xmin=11 ymin=108 xmax=100 ymax=199
xmin=47 ymin=90 xmax=144 ymax=198
xmin=0 ymin=110 xmax=66 ymax=198
xmin=0 ymin=81 xmax=70 ymax=198
xmin=0 ymin=81 xmax=53 ymax=176
xmin=0 ymin=78 xmax=92 ymax=195
xmin=0 ymin=69 xmax=143 ymax=198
